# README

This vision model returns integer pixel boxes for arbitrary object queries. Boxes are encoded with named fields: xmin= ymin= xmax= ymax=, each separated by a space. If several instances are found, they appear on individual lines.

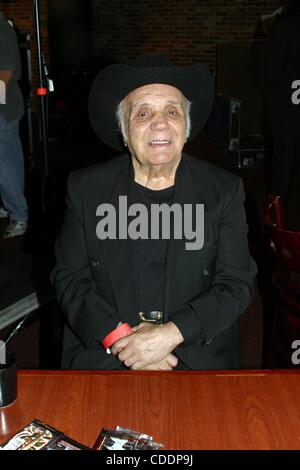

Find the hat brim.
xmin=88 ymin=63 xmax=215 ymax=151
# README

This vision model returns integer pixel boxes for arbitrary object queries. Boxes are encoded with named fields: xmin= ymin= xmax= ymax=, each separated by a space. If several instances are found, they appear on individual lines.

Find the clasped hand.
xmin=111 ymin=322 xmax=183 ymax=371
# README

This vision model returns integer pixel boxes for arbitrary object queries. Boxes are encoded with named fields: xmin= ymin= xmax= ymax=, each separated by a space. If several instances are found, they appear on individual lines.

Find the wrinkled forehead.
xmin=123 ymin=83 xmax=186 ymax=109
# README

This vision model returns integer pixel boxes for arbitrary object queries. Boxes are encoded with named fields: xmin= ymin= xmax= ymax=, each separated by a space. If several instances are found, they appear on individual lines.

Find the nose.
xmin=150 ymin=112 xmax=169 ymax=131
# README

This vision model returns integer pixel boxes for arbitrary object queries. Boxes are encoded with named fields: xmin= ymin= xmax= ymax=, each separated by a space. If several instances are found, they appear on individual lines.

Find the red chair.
xmin=264 ymin=195 xmax=300 ymax=367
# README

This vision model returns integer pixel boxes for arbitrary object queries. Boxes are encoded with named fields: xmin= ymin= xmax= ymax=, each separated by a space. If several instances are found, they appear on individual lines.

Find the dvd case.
xmin=1 ymin=421 xmax=164 ymax=451
xmin=0 ymin=419 xmax=90 ymax=450
xmin=93 ymin=426 xmax=163 ymax=450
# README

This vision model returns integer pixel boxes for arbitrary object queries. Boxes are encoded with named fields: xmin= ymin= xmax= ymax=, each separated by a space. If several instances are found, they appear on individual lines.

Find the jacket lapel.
xmin=163 ymin=154 xmax=206 ymax=319
xmin=98 ymin=155 xmax=139 ymax=326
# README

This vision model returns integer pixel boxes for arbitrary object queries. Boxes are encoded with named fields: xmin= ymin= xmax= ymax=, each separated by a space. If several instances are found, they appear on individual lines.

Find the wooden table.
xmin=1 ymin=370 xmax=300 ymax=450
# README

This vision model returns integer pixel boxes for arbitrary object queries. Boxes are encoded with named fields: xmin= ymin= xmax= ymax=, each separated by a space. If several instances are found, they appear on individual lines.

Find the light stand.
xmin=33 ymin=0 xmax=50 ymax=209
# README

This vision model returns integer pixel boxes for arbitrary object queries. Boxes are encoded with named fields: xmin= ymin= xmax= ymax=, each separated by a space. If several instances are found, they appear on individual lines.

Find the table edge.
xmin=17 ymin=369 xmax=300 ymax=377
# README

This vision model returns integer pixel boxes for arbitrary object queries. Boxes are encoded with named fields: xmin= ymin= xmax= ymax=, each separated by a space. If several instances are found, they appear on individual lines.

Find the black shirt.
xmin=132 ymin=181 xmax=191 ymax=370
xmin=132 ymin=181 xmax=174 ymax=316
xmin=131 ymin=180 xmax=205 ymax=351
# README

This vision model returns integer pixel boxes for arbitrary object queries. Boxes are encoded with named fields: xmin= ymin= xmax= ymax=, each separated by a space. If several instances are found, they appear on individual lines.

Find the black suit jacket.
xmin=52 ymin=153 xmax=257 ymax=370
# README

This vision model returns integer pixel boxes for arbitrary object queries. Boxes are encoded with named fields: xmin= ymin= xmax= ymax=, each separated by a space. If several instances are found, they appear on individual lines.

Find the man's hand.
xmin=139 ymin=353 xmax=178 ymax=371
xmin=111 ymin=321 xmax=184 ymax=370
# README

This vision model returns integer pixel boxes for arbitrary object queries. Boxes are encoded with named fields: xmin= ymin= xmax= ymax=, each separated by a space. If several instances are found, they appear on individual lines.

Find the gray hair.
xmin=116 ymin=97 xmax=192 ymax=144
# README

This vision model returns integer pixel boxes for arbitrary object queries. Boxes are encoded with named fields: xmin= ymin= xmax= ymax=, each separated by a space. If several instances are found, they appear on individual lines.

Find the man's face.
xmin=123 ymin=83 xmax=187 ymax=167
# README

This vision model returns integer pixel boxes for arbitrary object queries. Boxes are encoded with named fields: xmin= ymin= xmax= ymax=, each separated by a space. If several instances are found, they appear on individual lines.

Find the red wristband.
xmin=102 ymin=323 xmax=132 ymax=350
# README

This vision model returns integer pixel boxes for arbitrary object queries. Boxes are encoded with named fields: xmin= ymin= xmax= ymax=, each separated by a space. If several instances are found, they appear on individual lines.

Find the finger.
xmin=135 ymin=322 xmax=151 ymax=330
xmin=144 ymin=362 xmax=172 ymax=371
xmin=131 ymin=363 xmax=152 ymax=371
xmin=159 ymin=364 xmax=173 ymax=371
xmin=111 ymin=344 xmax=123 ymax=356
xmin=123 ymin=356 xmax=136 ymax=368
xmin=110 ymin=344 xmax=118 ymax=356
xmin=166 ymin=354 xmax=178 ymax=368
xmin=130 ymin=360 xmax=148 ymax=371
xmin=141 ymin=364 xmax=155 ymax=370
xmin=131 ymin=324 xmax=148 ymax=332
xmin=143 ymin=364 xmax=170 ymax=371
xmin=111 ymin=343 xmax=126 ymax=356
xmin=118 ymin=348 xmax=135 ymax=364
xmin=111 ymin=335 xmax=130 ymax=355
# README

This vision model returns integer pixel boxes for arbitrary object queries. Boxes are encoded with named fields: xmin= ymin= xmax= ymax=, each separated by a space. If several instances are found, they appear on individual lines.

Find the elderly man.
xmin=52 ymin=54 xmax=257 ymax=370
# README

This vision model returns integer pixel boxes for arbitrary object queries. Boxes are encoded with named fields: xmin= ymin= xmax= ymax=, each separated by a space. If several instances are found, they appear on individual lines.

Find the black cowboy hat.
xmin=88 ymin=53 xmax=214 ymax=151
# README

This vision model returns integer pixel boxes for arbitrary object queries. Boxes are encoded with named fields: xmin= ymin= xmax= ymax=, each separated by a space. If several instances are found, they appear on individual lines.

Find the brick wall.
xmin=0 ymin=0 xmax=49 ymax=97
xmin=91 ymin=0 xmax=281 ymax=68
xmin=0 ymin=1 xmax=282 ymax=100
